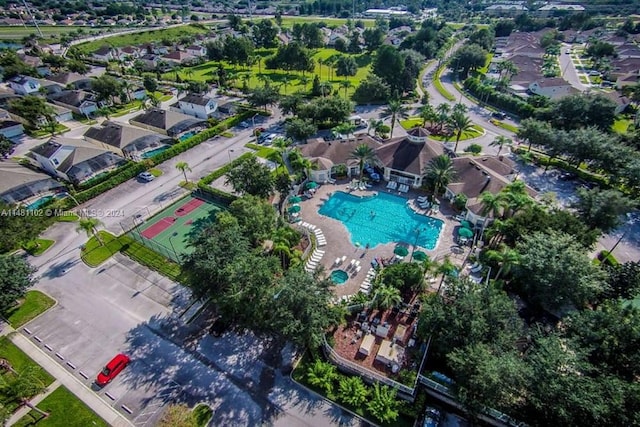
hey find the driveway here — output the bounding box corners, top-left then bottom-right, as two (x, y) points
(559, 43), (588, 92)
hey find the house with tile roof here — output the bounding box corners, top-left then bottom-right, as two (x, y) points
(0, 119), (24, 139)
(28, 137), (126, 184)
(0, 160), (65, 205)
(83, 121), (172, 158)
(528, 77), (577, 99)
(129, 108), (205, 137)
(47, 90), (98, 117)
(8, 75), (41, 95)
(92, 46), (115, 62)
(172, 94), (218, 119)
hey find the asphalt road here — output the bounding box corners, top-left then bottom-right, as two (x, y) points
(559, 43), (588, 92)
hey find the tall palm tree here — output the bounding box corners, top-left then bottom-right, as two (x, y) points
(424, 154), (456, 196)
(175, 161), (192, 183)
(435, 103), (451, 133)
(298, 75), (310, 91)
(76, 217), (103, 245)
(8, 367), (49, 419)
(489, 135), (513, 157)
(383, 99), (408, 139)
(271, 136), (292, 167)
(318, 81), (332, 97)
(501, 180), (533, 217)
(339, 80), (352, 98)
(452, 102), (467, 115)
(449, 112), (475, 153)
(307, 359), (338, 394)
(349, 143), (376, 182)
(479, 191), (505, 219)
(374, 285), (402, 311)
(291, 155), (314, 180)
(484, 244), (520, 280)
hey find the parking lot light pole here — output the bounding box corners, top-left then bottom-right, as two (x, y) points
(228, 149), (234, 163)
(168, 231), (179, 262)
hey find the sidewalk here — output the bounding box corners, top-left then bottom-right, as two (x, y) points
(6, 380), (61, 426)
(6, 328), (133, 427)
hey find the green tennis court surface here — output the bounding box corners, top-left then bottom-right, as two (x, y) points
(131, 195), (222, 261)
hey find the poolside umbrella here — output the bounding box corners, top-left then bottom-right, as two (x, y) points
(394, 246), (409, 257)
(306, 181), (318, 189)
(458, 227), (473, 238)
(288, 205), (301, 214)
(413, 251), (428, 262)
(289, 196), (302, 203)
(460, 220), (473, 230)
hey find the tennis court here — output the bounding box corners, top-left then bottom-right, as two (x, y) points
(130, 195), (222, 261)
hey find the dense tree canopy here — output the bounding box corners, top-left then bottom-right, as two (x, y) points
(224, 155), (274, 198)
(572, 188), (634, 233)
(0, 255), (37, 313)
(265, 42), (314, 73)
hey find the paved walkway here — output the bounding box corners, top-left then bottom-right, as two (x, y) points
(6, 380), (61, 426)
(5, 328), (133, 427)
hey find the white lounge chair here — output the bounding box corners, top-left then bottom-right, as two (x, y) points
(301, 222), (309, 228)
(417, 196), (429, 203)
(335, 258), (342, 266)
(317, 241), (327, 247)
(355, 266), (362, 273)
(311, 255), (323, 262)
(340, 255), (347, 263)
(315, 249), (325, 255)
(306, 260), (318, 268)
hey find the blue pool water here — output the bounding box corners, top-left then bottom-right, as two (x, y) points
(319, 191), (444, 249)
(26, 195), (54, 210)
(141, 145), (170, 159)
(179, 131), (197, 142)
(330, 269), (349, 285)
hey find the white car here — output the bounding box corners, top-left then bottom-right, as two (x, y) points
(138, 172), (155, 182)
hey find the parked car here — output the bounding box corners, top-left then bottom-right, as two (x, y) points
(491, 111), (507, 120)
(138, 171), (155, 182)
(96, 354), (130, 386)
(423, 407), (442, 427)
(559, 171), (577, 181)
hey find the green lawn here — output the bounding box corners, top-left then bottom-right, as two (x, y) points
(75, 24), (210, 54)
(22, 239), (54, 256)
(118, 235), (183, 280)
(613, 118), (631, 134)
(14, 386), (108, 427)
(55, 213), (79, 222)
(29, 124), (70, 139)
(400, 117), (425, 130)
(0, 25), (106, 43)
(80, 231), (123, 267)
(193, 404), (213, 427)
(275, 16), (375, 28)
(429, 124), (484, 142)
(164, 48), (371, 97)
(149, 168), (163, 177)
(3, 291), (55, 328)
(246, 143), (277, 159)
(490, 119), (518, 133)
(0, 337), (54, 387)
(433, 67), (455, 101)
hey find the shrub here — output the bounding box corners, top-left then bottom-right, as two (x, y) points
(598, 250), (619, 267)
(464, 143), (482, 154)
(453, 193), (468, 211)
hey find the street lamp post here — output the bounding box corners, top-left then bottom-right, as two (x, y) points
(228, 149), (234, 163)
(168, 231), (179, 261)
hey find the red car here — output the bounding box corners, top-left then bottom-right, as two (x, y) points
(96, 354), (130, 386)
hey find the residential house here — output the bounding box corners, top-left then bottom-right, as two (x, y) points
(186, 45), (206, 57)
(172, 94), (217, 119)
(40, 103), (73, 125)
(485, 4), (528, 16)
(17, 54), (43, 68)
(297, 135), (381, 183)
(0, 120), (24, 139)
(616, 43), (640, 60)
(528, 77), (577, 99)
(47, 90), (98, 117)
(45, 72), (87, 87)
(129, 108), (205, 137)
(535, 4), (585, 17)
(444, 156), (535, 226)
(28, 137), (126, 184)
(616, 72), (639, 89)
(117, 46), (140, 60)
(600, 91), (631, 114)
(83, 120), (172, 158)
(8, 75), (41, 95)
(137, 54), (161, 71)
(163, 50), (195, 65)
(0, 160), (65, 206)
(92, 46), (114, 62)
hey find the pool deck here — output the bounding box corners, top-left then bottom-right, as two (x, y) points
(298, 180), (470, 298)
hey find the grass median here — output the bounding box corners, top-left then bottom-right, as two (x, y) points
(3, 291), (55, 328)
(80, 231), (123, 267)
(22, 239), (54, 256)
(14, 386), (108, 427)
(433, 67), (456, 102)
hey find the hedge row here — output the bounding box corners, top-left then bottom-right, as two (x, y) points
(199, 152), (253, 185)
(77, 160), (140, 190)
(464, 77), (535, 118)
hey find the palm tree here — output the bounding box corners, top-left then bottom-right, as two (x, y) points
(418, 104), (436, 128)
(333, 122), (356, 139)
(501, 180), (533, 217)
(449, 112), (475, 153)
(435, 256), (457, 294)
(271, 136), (292, 167)
(291, 154), (314, 180)
(298, 75), (310, 91)
(281, 75), (290, 95)
(349, 143), (376, 182)
(484, 244), (520, 280)
(452, 102), (467, 115)
(318, 81), (332, 97)
(435, 103), (451, 133)
(424, 155), (456, 196)
(8, 367), (49, 419)
(339, 80), (352, 98)
(338, 376), (369, 407)
(175, 161), (192, 183)
(383, 99), (408, 139)
(366, 383), (399, 424)
(146, 93), (161, 110)
(489, 135), (513, 157)
(76, 217), (103, 245)
(368, 119), (383, 136)
(374, 285), (402, 311)
(479, 191), (505, 219)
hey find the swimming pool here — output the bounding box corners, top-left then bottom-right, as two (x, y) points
(179, 131), (197, 142)
(141, 145), (170, 159)
(25, 195), (54, 210)
(319, 191), (444, 250)
(330, 269), (349, 284)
